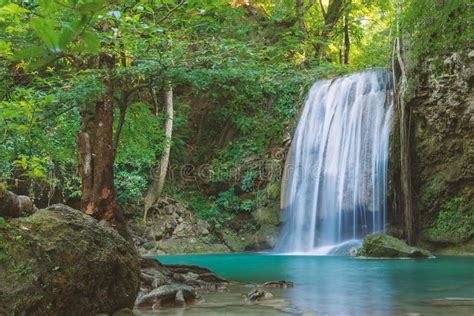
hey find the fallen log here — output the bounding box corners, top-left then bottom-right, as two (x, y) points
(0, 189), (37, 218)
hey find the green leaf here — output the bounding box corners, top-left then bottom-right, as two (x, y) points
(14, 45), (48, 61)
(31, 18), (60, 52)
(78, 31), (100, 53)
(25, 55), (56, 71)
(76, 0), (107, 13)
(0, 40), (11, 57)
(0, 3), (29, 15)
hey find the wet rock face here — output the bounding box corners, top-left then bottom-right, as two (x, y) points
(391, 51), (474, 246)
(357, 234), (432, 258)
(132, 197), (230, 255)
(0, 204), (140, 316)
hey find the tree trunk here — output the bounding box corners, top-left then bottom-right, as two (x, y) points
(113, 98), (128, 155)
(0, 189), (37, 218)
(343, 14), (350, 64)
(395, 0), (415, 244)
(295, 0), (307, 33)
(142, 84), (174, 220)
(77, 72), (130, 240)
(315, 0), (345, 58)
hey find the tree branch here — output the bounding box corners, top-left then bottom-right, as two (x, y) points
(156, 0), (185, 25)
(318, 0), (327, 19)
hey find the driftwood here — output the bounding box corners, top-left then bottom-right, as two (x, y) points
(0, 189), (37, 218)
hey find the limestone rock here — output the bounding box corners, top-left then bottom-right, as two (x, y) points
(357, 234), (433, 258)
(135, 284), (196, 308)
(245, 289), (274, 302)
(132, 197), (230, 255)
(0, 204), (140, 315)
(263, 281), (294, 288)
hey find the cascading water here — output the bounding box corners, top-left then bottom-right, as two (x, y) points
(276, 69), (394, 254)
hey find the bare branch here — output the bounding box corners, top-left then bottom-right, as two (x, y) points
(156, 0), (186, 25)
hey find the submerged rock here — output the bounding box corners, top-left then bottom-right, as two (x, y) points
(357, 234), (433, 258)
(263, 281), (294, 288)
(135, 284), (197, 308)
(327, 240), (362, 256)
(0, 204), (140, 315)
(245, 289), (274, 302)
(136, 258), (230, 309)
(423, 297), (474, 306)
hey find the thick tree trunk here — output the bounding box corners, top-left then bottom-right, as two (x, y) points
(395, 0), (415, 244)
(143, 85), (174, 220)
(0, 189), (37, 218)
(315, 0), (345, 58)
(77, 73), (130, 239)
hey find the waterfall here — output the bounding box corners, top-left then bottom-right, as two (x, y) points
(277, 69), (394, 254)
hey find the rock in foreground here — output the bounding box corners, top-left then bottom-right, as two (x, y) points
(136, 258), (229, 309)
(357, 234), (433, 258)
(0, 204), (140, 315)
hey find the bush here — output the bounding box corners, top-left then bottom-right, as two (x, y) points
(424, 197), (474, 244)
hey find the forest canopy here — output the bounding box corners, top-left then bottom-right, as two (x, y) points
(0, 0), (470, 223)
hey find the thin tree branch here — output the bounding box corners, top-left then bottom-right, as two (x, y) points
(318, 0), (327, 19)
(156, 0), (185, 25)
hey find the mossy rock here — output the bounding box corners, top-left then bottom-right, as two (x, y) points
(357, 234), (433, 258)
(221, 229), (255, 252)
(0, 204), (140, 315)
(153, 238), (230, 255)
(252, 204), (280, 226)
(254, 224), (279, 249)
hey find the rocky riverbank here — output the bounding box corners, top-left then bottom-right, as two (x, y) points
(131, 197), (280, 256)
(0, 201), (292, 315)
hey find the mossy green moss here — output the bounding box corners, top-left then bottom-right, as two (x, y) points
(422, 197), (474, 244)
(358, 234), (432, 258)
(0, 205), (140, 315)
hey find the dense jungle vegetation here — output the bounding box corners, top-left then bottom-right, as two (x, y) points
(0, 0), (470, 232)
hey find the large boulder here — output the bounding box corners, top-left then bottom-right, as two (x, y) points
(357, 234), (433, 258)
(0, 204), (140, 315)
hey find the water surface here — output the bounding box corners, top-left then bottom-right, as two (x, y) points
(146, 254), (474, 315)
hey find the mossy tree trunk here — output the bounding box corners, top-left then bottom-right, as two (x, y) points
(395, 0), (415, 244)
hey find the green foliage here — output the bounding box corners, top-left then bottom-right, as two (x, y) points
(14, 264), (33, 277)
(427, 197), (474, 243)
(115, 170), (148, 206)
(0, 0), (412, 216)
(403, 0), (473, 66)
(0, 217), (5, 225)
(241, 170), (257, 193)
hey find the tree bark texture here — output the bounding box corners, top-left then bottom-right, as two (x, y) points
(143, 85), (174, 220)
(343, 14), (350, 64)
(77, 72), (129, 239)
(395, 0), (415, 244)
(315, 0), (346, 57)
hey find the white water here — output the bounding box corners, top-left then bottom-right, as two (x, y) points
(277, 69), (394, 254)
